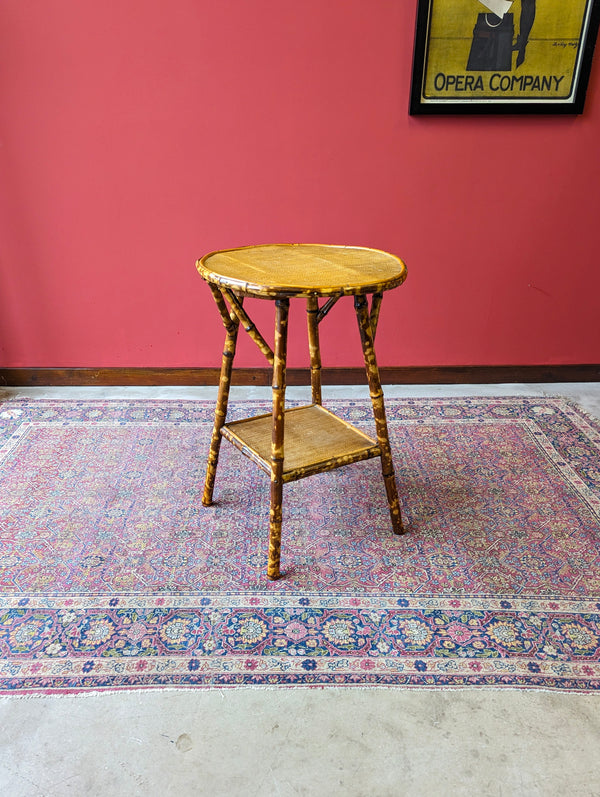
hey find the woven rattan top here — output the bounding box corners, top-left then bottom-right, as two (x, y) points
(196, 244), (407, 298)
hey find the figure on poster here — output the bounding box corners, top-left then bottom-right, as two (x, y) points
(514, 0), (536, 67)
(466, 0), (537, 71)
(466, 12), (514, 71)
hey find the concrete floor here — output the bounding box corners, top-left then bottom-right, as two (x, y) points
(1, 383), (600, 797)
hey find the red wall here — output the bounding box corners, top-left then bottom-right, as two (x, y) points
(1, 0), (599, 369)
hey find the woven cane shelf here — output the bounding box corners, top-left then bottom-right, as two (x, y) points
(221, 404), (380, 483)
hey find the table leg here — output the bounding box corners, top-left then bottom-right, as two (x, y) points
(354, 294), (404, 534)
(306, 295), (322, 405)
(202, 313), (241, 506)
(268, 297), (289, 580)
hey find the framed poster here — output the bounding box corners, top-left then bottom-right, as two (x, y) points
(410, 0), (600, 113)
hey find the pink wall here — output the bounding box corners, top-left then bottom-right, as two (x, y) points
(1, 0), (599, 369)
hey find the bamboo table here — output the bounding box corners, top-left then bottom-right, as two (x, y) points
(196, 243), (408, 580)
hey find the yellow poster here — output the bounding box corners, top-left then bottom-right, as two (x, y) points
(411, 0), (600, 111)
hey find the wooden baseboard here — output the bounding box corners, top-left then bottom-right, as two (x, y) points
(1, 365), (599, 387)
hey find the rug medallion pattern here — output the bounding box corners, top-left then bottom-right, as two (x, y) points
(1, 397), (599, 693)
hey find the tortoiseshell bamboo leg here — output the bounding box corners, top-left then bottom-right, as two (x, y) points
(354, 294), (404, 534)
(202, 310), (241, 506)
(268, 297), (289, 580)
(306, 295), (322, 405)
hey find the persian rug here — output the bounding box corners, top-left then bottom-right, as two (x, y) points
(1, 396), (599, 695)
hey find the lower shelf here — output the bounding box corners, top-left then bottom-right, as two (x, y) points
(221, 404), (380, 482)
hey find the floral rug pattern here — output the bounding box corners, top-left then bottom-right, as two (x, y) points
(0, 397), (599, 693)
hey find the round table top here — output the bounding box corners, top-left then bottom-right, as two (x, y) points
(196, 244), (407, 298)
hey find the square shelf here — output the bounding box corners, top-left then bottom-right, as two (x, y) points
(221, 404), (380, 482)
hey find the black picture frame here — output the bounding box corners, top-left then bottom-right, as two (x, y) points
(410, 0), (600, 114)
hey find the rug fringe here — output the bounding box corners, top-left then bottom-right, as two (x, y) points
(2, 682), (599, 700)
